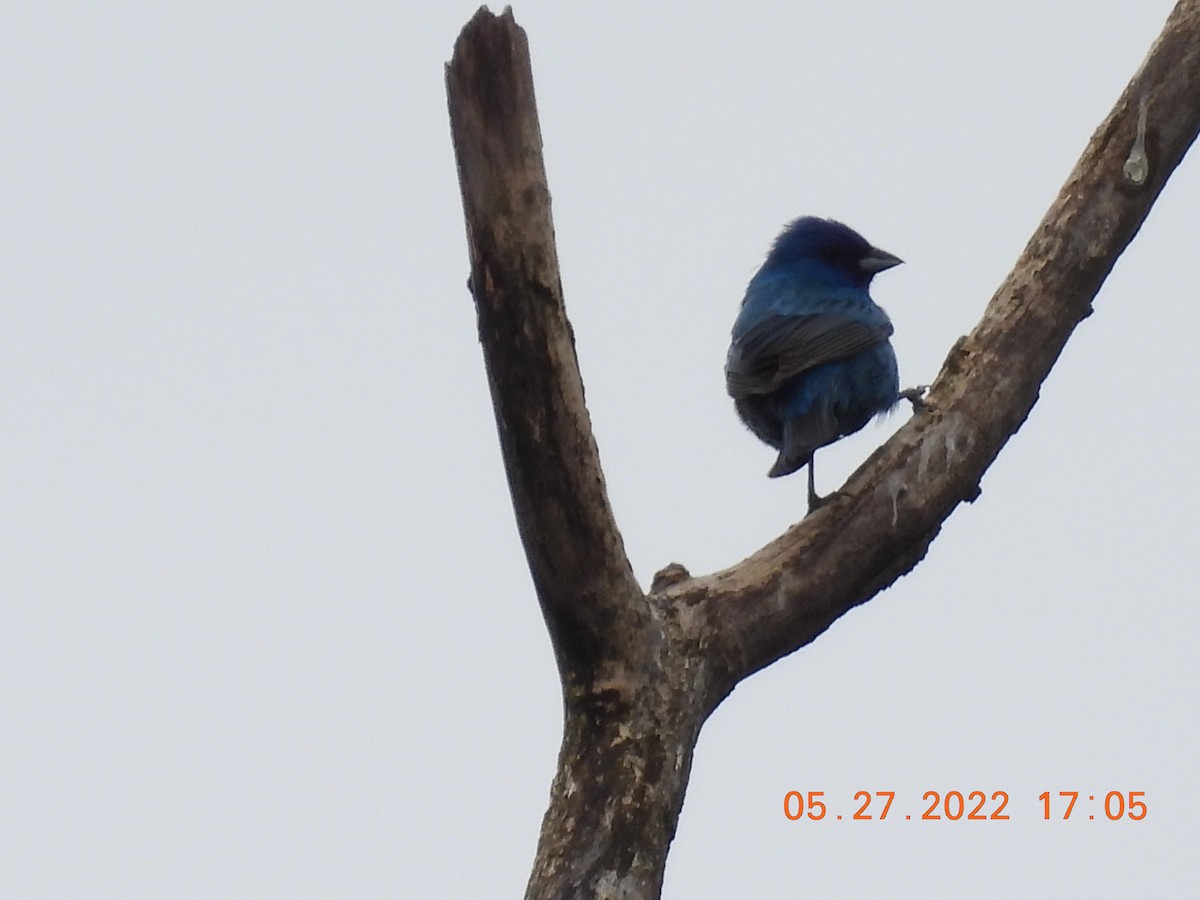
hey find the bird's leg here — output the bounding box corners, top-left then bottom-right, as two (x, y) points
(806, 459), (824, 513)
(899, 385), (930, 413)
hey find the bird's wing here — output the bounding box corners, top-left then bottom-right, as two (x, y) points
(725, 312), (892, 398)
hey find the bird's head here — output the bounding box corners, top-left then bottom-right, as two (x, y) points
(765, 217), (902, 289)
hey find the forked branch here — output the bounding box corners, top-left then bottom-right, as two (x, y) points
(446, 3), (1200, 897)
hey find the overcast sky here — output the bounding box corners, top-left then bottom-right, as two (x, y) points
(3, 1), (1197, 897)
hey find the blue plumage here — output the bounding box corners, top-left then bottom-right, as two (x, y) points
(725, 217), (903, 509)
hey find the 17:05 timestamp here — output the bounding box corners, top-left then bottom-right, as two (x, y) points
(1039, 791), (1147, 820)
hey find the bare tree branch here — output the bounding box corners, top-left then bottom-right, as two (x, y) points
(445, 8), (643, 683)
(446, 2), (1200, 897)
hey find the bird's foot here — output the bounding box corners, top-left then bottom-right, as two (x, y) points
(899, 385), (930, 413)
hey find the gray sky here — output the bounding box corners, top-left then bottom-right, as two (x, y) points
(4, 1), (1197, 897)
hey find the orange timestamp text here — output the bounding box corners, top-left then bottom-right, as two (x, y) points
(783, 790), (1147, 822)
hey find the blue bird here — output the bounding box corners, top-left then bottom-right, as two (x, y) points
(725, 217), (905, 511)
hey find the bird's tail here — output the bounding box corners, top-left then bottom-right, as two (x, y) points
(767, 450), (811, 478)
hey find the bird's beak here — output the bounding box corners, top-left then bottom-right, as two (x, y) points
(859, 247), (903, 275)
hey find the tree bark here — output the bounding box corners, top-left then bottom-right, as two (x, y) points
(445, 4), (1200, 898)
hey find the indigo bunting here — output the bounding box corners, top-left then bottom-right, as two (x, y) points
(725, 217), (904, 511)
